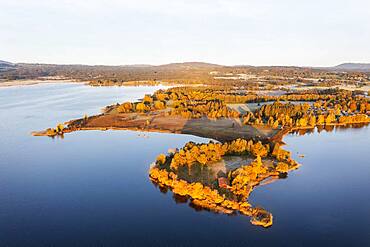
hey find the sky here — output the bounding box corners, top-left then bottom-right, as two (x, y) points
(1, 0), (369, 66)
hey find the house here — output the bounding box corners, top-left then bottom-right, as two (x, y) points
(218, 177), (229, 189)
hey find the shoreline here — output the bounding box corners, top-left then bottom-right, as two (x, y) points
(0, 79), (87, 88)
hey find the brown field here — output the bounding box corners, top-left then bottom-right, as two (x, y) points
(33, 111), (279, 142)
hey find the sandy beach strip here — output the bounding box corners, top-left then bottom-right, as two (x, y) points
(0, 79), (86, 88)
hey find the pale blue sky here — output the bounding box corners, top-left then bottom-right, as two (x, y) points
(1, 0), (369, 66)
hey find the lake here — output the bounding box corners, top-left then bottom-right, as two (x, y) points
(0, 83), (369, 246)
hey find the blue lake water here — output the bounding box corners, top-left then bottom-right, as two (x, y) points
(0, 83), (369, 246)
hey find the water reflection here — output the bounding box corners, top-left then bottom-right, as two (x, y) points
(290, 123), (369, 136)
(152, 180), (240, 216)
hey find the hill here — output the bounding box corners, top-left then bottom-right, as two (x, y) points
(0, 60), (16, 71)
(1, 60), (369, 84)
(157, 62), (223, 69)
(333, 63), (370, 72)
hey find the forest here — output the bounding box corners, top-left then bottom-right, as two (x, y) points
(150, 138), (299, 227)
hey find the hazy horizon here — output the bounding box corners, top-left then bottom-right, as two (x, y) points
(2, 59), (370, 68)
(1, 0), (369, 67)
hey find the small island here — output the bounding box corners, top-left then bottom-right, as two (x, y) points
(149, 138), (299, 227)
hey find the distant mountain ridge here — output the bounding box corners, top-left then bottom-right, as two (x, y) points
(156, 62), (223, 69)
(0, 60), (14, 66)
(2, 59), (370, 81)
(0, 60), (16, 72)
(332, 63), (370, 72)
(2, 59), (369, 71)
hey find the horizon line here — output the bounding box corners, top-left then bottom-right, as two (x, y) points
(2, 59), (370, 68)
